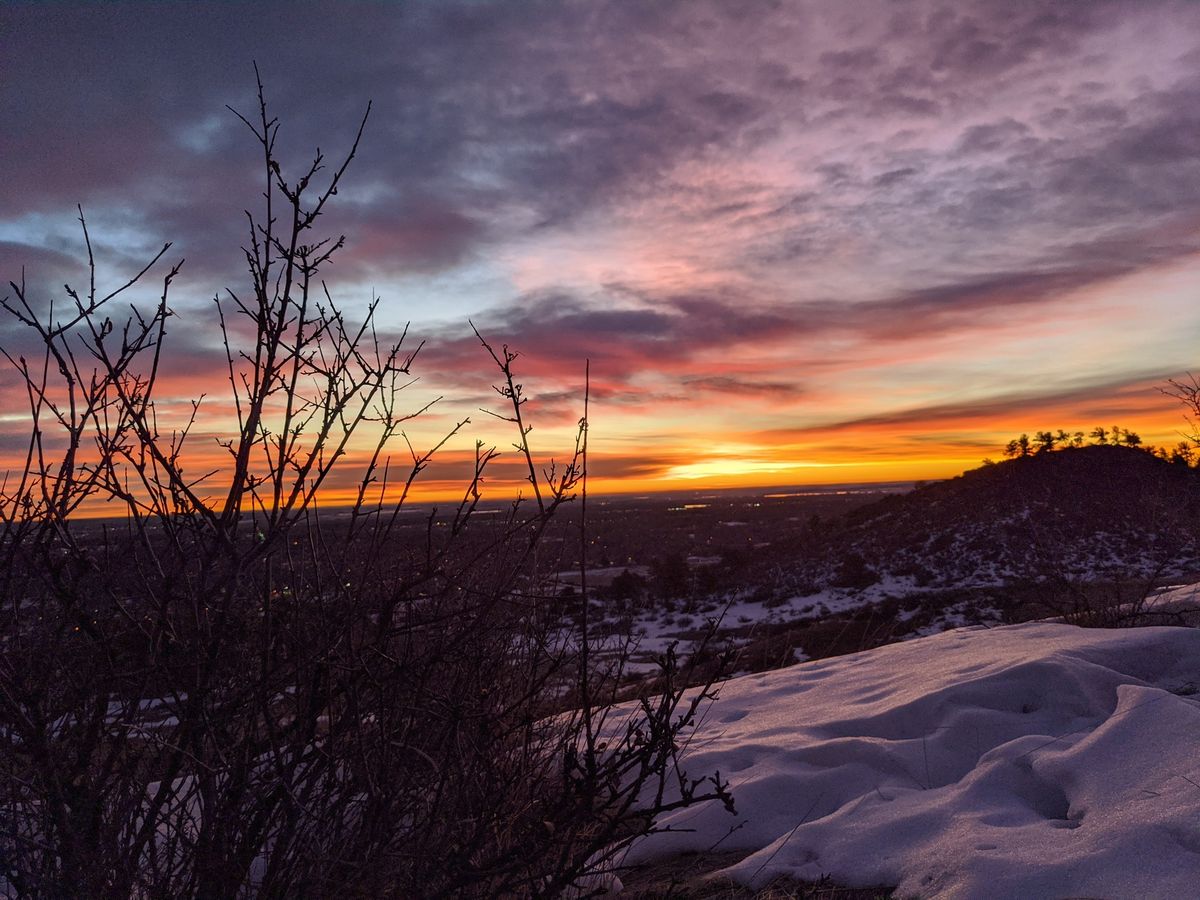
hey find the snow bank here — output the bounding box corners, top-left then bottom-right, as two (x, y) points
(629, 622), (1200, 898)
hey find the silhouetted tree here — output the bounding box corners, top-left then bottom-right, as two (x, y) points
(608, 568), (648, 606)
(1164, 373), (1200, 446)
(832, 551), (878, 589)
(651, 552), (691, 601)
(1171, 442), (1195, 467)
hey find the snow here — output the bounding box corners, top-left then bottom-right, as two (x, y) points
(610, 571), (996, 675)
(626, 620), (1200, 898)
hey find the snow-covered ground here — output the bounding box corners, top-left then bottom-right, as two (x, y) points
(612, 576), (995, 675)
(626, 617), (1200, 898)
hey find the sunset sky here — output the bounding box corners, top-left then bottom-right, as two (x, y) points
(4, 1), (1200, 503)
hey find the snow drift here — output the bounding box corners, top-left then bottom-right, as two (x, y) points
(629, 621), (1200, 898)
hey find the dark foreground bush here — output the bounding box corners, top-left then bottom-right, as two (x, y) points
(0, 77), (731, 898)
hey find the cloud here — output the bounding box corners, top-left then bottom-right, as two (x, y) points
(5, 0), (1200, 491)
(8, 1), (1200, 294)
(680, 376), (805, 400)
(756, 373), (1181, 440)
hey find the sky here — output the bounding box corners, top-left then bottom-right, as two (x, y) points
(3, 0), (1200, 504)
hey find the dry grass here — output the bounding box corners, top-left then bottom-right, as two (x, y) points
(618, 851), (895, 899)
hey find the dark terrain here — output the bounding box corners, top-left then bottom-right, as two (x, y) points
(562, 446), (1200, 676)
(66, 446), (1200, 674)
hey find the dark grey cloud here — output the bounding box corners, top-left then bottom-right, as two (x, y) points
(2, 1), (785, 288)
(7, 1), (1199, 286)
(415, 205), (1199, 397)
(955, 119), (1033, 156)
(681, 376), (805, 399)
(757, 372), (1175, 439)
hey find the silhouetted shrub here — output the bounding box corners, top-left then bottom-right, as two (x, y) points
(0, 77), (732, 898)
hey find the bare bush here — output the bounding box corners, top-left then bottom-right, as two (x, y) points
(0, 75), (732, 898)
(1162, 373), (1200, 447)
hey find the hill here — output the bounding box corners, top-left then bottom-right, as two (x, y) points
(601, 447), (1200, 676)
(816, 445), (1200, 590)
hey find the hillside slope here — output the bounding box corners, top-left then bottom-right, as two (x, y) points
(818, 445), (1200, 587)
